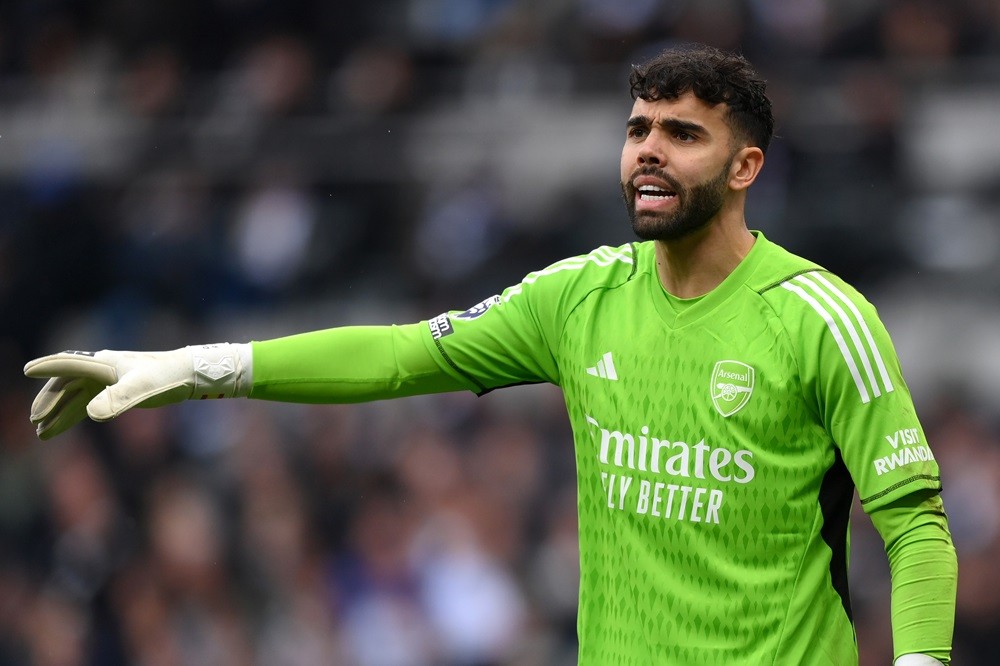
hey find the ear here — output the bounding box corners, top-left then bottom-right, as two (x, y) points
(728, 146), (765, 191)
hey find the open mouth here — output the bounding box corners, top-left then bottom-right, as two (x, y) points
(637, 185), (677, 201)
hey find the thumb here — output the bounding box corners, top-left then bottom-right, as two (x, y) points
(86, 368), (189, 421)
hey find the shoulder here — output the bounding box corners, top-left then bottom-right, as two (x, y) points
(746, 234), (887, 350)
(750, 237), (899, 400)
(746, 235), (827, 295)
(502, 242), (642, 303)
(749, 236), (878, 321)
(437, 243), (642, 358)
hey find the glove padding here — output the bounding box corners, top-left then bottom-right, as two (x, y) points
(24, 344), (251, 440)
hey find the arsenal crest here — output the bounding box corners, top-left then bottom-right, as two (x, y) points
(711, 360), (755, 417)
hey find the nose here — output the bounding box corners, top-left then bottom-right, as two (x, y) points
(635, 132), (666, 167)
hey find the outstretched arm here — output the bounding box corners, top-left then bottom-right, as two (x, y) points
(24, 323), (467, 440)
(250, 324), (468, 402)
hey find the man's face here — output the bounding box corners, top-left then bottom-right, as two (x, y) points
(620, 92), (738, 242)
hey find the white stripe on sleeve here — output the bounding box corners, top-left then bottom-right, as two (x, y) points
(809, 272), (894, 394)
(781, 280), (871, 403)
(793, 274), (881, 398)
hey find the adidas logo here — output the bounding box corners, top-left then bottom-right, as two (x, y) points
(586, 352), (618, 380)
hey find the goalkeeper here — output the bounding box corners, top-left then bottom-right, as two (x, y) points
(25, 45), (956, 665)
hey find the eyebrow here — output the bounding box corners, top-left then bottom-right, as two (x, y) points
(626, 115), (708, 136)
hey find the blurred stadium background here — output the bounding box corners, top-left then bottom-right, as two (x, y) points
(2, 1), (999, 664)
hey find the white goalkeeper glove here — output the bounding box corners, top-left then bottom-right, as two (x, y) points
(24, 344), (253, 440)
(894, 654), (945, 665)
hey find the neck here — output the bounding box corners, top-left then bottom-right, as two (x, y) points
(653, 208), (755, 299)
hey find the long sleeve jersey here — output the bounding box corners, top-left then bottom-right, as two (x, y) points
(251, 231), (956, 664)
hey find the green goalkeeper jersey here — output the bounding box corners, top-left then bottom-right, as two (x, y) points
(416, 231), (941, 665)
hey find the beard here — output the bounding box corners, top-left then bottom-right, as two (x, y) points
(622, 163), (730, 242)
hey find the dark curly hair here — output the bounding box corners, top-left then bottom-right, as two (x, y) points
(629, 45), (774, 154)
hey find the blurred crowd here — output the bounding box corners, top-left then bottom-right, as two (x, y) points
(2, 0), (1000, 664)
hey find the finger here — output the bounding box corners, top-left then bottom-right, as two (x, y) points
(35, 383), (103, 440)
(24, 352), (118, 385)
(30, 376), (76, 424)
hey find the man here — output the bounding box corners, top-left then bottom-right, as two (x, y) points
(25, 45), (956, 664)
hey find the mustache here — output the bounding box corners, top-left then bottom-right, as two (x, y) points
(625, 166), (683, 194)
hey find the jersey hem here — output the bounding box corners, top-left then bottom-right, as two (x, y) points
(859, 475), (942, 508)
(756, 267), (830, 295)
(430, 334), (489, 394)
